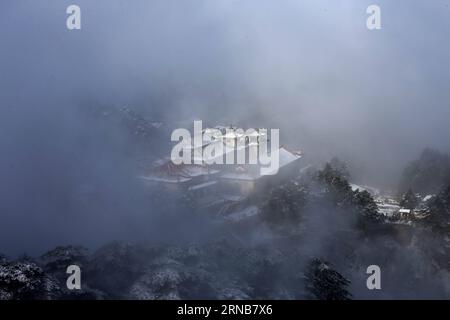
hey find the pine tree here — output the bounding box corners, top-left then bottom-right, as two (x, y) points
(400, 189), (418, 210)
(317, 162), (383, 230)
(304, 258), (351, 300)
(316, 163), (353, 202)
(399, 148), (450, 194)
(329, 157), (351, 180)
(261, 179), (308, 225)
(428, 184), (450, 233)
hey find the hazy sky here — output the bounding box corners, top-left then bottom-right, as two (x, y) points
(1, 0), (450, 254)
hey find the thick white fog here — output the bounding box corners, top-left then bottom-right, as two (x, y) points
(1, 0), (450, 255)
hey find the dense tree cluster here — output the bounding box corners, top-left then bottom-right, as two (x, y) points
(427, 184), (450, 234)
(0, 242), (346, 300)
(316, 162), (381, 225)
(399, 189), (419, 210)
(260, 179), (308, 226)
(329, 157), (351, 180)
(0, 258), (59, 300)
(316, 163), (353, 202)
(260, 160), (382, 232)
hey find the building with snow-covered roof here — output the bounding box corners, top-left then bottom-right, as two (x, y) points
(218, 147), (302, 196)
(139, 124), (305, 208)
